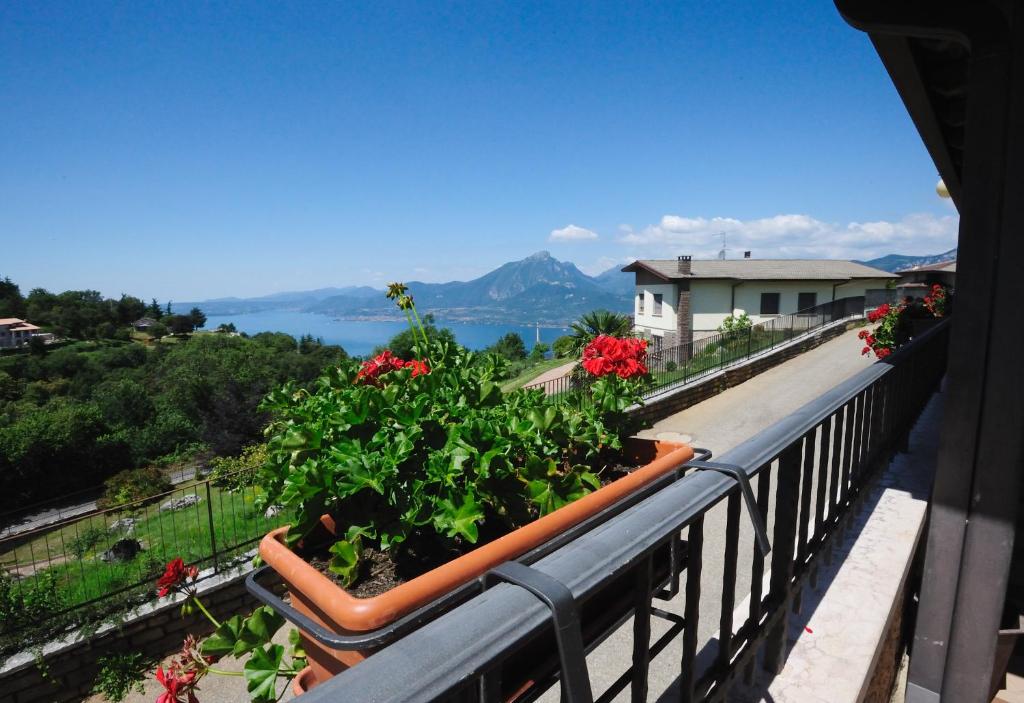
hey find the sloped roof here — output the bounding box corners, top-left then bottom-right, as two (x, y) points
(621, 259), (897, 281)
(0, 318), (26, 326)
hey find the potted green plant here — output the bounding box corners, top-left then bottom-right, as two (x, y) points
(255, 286), (693, 689)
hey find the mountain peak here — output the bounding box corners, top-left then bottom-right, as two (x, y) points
(525, 250), (552, 261)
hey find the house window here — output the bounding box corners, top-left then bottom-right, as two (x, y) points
(637, 293), (645, 315)
(653, 293), (663, 316)
(652, 334), (663, 352)
(797, 292), (817, 311)
(760, 292), (780, 315)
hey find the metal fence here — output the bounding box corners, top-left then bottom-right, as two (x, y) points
(0, 469), (284, 652)
(297, 318), (949, 703)
(524, 296), (867, 400)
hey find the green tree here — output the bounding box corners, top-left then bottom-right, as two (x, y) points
(189, 307), (207, 330)
(148, 321), (169, 338)
(552, 335), (575, 358)
(568, 309), (634, 354)
(27, 336), (47, 357)
(166, 314), (195, 335)
(116, 294), (147, 324)
(216, 322), (237, 333)
(375, 314), (457, 359)
(487, 332), (527, 361)
(529, 342), (550, 361)
(0, 277), (25, 318)
(147, 299), (163, 319)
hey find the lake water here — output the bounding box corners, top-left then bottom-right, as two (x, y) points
(204, 310), (570, 357)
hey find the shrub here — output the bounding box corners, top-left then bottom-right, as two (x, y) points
(717, 313), (752, 342)
(0, 571), (66, 635)
(208, 443), (268, 492)
(68, 525), (108, 559)
(97, 467), (173, 509)
(552, 335), (575, 358)
(92, 653), (149, 702)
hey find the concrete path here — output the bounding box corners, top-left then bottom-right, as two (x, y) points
(522, 360), (576, 389)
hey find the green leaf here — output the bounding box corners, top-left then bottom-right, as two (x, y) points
(579, 471), (601, 491)
(245, 606), (286, 644)
(435, 494), (483, 542)
(244, 644), (285, 703)
(201, 615), (244, 657)
(327, 539), (362, 587)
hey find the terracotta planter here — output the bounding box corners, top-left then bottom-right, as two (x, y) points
(260, 437), (693, 691)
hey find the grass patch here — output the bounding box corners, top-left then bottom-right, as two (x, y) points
(0, 481), (286, 656)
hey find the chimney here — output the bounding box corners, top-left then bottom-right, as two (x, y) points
(677, 255), (692, 275)
(744, 251), (751, 259)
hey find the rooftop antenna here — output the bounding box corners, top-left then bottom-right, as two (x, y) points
(717, 232), (728, 260)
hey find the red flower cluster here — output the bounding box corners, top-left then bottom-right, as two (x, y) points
(155, 666), (199, 703)
(582, 335), (649, 379)
(354, 350), (430, 386)
(866, 303), (891, 323)
(923, 284), (947, 317)
(157, 558), (199, 598)
(858, 325), (893, 359)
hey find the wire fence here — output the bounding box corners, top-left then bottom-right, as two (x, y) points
(523, 296), (868, 400)
(0, 469), (284, 655)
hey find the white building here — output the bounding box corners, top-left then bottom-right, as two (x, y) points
(621, 257), (896, 350)
(0, 318), (42, 348)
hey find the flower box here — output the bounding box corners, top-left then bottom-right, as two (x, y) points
(259, 437), (693, 691)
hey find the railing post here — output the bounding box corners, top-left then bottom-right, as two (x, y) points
(206, 480), (219, 573)
(763, 442), (802, 674)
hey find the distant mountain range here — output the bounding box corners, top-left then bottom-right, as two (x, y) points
(857, 247), (958, 272)
(181, 247), (957, 325)
(181, 252), (633, 325)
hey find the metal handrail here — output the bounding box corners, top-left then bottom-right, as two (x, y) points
(296, 318), (949, 703)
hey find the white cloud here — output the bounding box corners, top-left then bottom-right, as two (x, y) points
(578, 255), (633, 277)
(617, 212), (958, 261)
(550, 224), (599, 241)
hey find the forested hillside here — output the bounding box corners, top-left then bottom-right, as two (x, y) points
(0, 276), (347, 511)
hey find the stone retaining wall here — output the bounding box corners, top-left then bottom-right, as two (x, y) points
(632, 319), (860, 425)
(0, 558), (281, 703)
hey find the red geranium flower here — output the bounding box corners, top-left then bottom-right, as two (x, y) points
(582, 335), (648, 379)
(354, 350), (407, 386)
(155, 666), (199, 703)
(157, 558), (199, 598)
(406, 359), (430, 377)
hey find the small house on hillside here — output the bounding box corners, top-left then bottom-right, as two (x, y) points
(621, 256), (896, 351)
(895, 260), (956, 300)
(133, 317), (159, 331)
(0, 318), (41, 348)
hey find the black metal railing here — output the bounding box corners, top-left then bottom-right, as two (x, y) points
(297, 318), (949, 703)
(523, 296), (866, 400)
(0, 469), (284, 656)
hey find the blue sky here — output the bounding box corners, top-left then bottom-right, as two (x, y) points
(1, 1), (958, 300)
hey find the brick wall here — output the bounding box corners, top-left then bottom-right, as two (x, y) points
(633, 320), (859, 425)
(0, 564), (282, 703)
